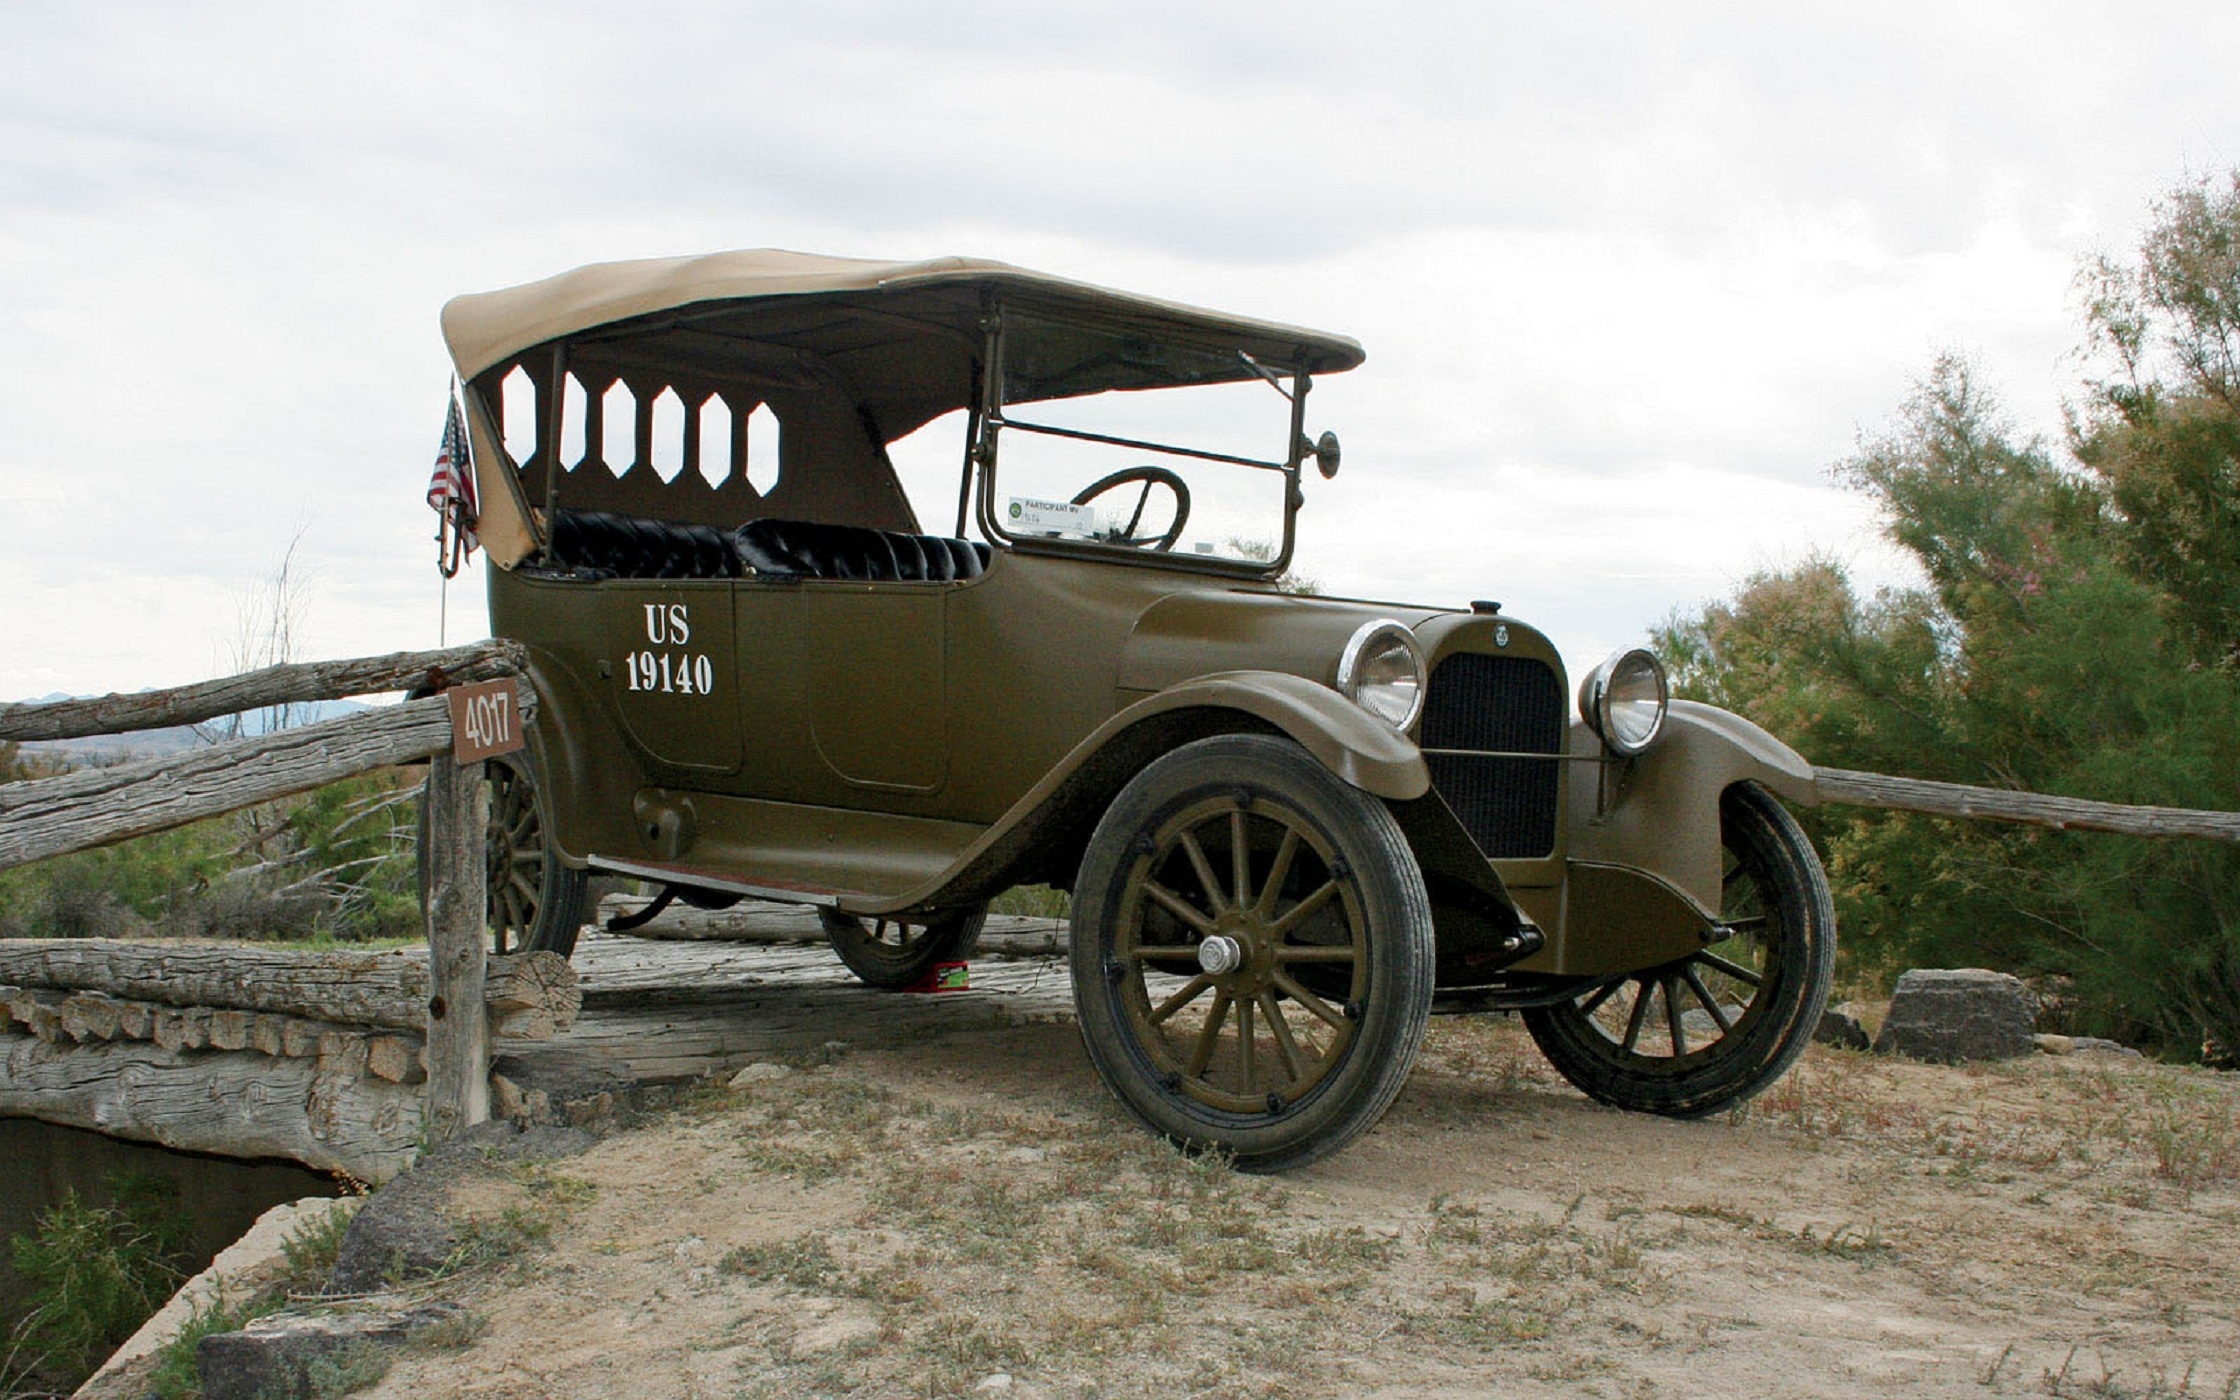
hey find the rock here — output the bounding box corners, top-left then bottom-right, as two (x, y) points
(489, 1046), (641, 1130)
(1814, 1008), (1872, 1051)
(2035, 1033), (2075, 1055)
(327, 1120), (594, 1293)
(730, 1061), (794, 1086)
(2070, 1035), (2144, 1059)
(975, 1375), (1015, 1393)
(1873, 969), (2038, 1062)
(197, 1301), (466, 1400)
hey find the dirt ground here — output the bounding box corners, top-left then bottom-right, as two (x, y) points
(352, 1014), (2240, 1400)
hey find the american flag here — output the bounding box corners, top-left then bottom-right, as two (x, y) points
(428, 392), (478, 574)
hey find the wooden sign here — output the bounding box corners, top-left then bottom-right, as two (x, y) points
(447, 679), (525, 763)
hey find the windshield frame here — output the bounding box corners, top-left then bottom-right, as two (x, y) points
(967, 302), (1314, 579)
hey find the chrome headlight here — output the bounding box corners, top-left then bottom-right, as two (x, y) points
(1579, 648), (1669, 756)
(1336, 619), (1426, 731)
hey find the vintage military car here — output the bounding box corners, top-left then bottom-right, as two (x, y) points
(436, 250), (1835, 1170)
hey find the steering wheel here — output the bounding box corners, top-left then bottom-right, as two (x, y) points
(1070, 466), (1193, 550)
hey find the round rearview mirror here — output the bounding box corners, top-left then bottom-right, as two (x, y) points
(1313, 430), (1341, 479)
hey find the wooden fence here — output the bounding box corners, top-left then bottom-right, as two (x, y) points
(0, 641), (569, 1175)
(5, 642), (2239, 1174)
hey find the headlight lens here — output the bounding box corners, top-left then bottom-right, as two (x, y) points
(1579, 648), (1669, 756)
(1336, 619), (1426, 731)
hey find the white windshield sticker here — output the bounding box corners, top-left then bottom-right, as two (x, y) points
(1006, 496), (1097, 536)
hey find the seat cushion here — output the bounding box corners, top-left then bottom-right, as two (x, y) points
(735, 519), (990, 582)
(548, 510), (740, 580)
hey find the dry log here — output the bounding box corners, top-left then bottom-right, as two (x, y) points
(58, 994), (122, 1042)
(366, 1033), (425, 1085)
(0, 1032), (424, 1182)
(0, 640), (527, 743)
(0, 941), (577, 1036)
(6, 988), (66, 1042)
(316, 1031), (370, 1079)
(209, 1007), (253, 1051)
(423, 757), (491, 1140)
(1814, 768), (2240, 843)
(116, 1000), (153, 1039)
(280, 1018), (332, 1058)
(151, 1007), (211, 1052)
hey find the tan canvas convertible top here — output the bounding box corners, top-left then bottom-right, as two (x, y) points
(442, 251), (1363, 568)
(441, 249), (1364, 384)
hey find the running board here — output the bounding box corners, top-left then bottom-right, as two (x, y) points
(586, 854), (855, 908)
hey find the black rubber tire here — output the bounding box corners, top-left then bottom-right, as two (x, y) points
(417, 751), (589, 959)
(1522, 781), (1835, 1117)
(1070, 734), (1435, 1172)
(819, 906), (988, 989)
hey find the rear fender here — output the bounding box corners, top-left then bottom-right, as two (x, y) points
(518, 650), (642, 868)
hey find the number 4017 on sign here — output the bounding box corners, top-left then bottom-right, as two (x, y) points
(448, 679), (525, 763)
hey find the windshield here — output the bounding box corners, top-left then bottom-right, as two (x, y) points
(978, 315), (1304, 570)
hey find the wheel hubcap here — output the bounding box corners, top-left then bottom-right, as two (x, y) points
(1197, 934), (1245, 975)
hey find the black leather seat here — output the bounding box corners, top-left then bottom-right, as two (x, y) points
(547, 510), (741, 580)
(734, 518), (990, 582)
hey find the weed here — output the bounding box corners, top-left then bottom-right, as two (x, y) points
(144, 1294), (276, 1400)
(1294, 1226), (1396, 1268)
(719, 1236), (842, 1291)
(279, 1201), (359, 1292)
(444, 1206), (551, 1276)
(990, 884), (1072, 918)
(298, 1339), (395, 1397)
(1800, 1220), (1894, 1263)
(2, 1174), (194, 1396)
(509, 1162), (599, 1206)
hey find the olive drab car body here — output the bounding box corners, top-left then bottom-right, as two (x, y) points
(436, 250), (1837, 1169)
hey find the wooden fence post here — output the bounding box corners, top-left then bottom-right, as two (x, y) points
(423, 756), (489, 1142)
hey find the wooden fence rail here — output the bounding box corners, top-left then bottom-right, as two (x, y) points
(1813, 768), (2240, 843)
(0, 640), (542, 1162)
(0, 639), (525, 744)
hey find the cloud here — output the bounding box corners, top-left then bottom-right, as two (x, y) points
(1, 0), (2235, 696)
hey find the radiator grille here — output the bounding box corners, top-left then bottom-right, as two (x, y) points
(1419, 653), (1565, 859)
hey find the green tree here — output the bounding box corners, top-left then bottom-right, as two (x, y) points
(2077, 172), (2240, 666)
(1658, 342), (2240, 1061)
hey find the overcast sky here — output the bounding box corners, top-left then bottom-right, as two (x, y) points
(4, 1), (2236, 698)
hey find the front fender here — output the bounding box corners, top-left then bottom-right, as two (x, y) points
(1569, 699), (1817, 916)
(1118, 671), (1431, 801)
(861, 670), (1428, 915)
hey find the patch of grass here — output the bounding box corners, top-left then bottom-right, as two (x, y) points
(2146, 1081), (2240, 1189)
(989, 884), (1071, 918)
(298, 1338), (395, 1398)
(719, 1236), (842, 1291)
(279, 1201), (359, 1292)
(509, 1162), (599, 1206)
(1801, 1220), (1895, 1263)
(444, 1206), (551, 1276)
(144, 1294), (280, 1400)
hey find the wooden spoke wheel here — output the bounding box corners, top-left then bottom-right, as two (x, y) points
(819, 906), (987, 989)
(1522, 781), (1835, 1117)
(419, 751), (588, 959)
(1072, 735), (1434, 1172)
